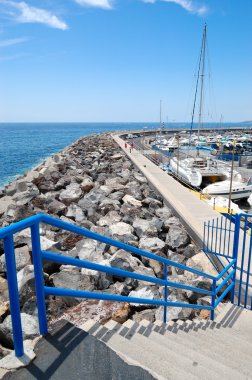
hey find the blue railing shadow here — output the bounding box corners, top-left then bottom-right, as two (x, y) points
(0, 214), (236, 357)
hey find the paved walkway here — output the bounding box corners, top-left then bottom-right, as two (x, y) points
(113, 133), (220, 248)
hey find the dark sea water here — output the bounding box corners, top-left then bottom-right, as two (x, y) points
(0, 122), (250, 189)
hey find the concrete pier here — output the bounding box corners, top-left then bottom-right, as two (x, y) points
(113, 133), (220, 248)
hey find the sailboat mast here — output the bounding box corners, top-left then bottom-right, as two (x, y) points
(198, 23), (207, 138)
(160, 99), (162, 129)
(189, 24), (206, 145)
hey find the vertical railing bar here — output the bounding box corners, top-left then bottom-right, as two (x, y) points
(211, 219), (214, 253)
(238, 216), (248, 306)
(207, 221), (210, 253)
(231, 214), (240, 304)
(227, 214), (232, 258)
(30, 223), (48, 335)
(203, 222), (206, 252)
(219, 216), (223, 256)
(211, 279), (216, 321)
(223, 215), (228, 257)
(244, 223), (252, 308)
(163, 263), (168, 323)
(3, 235), (24, 357)
(215, 218), (219, 253)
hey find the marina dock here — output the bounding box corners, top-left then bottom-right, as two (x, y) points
(113, 133), (252, 301)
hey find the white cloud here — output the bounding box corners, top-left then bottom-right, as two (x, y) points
(74, 0), (113, 9)
(0, 1), (68, 30)
(0, 36), (28, 47)
(143, 0), (208, 16)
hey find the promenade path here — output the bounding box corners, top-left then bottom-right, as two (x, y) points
(113, 134), (220, 248)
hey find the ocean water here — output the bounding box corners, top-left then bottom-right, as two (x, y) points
(0, 122), (250, 189)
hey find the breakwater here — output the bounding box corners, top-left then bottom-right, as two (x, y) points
(0, 132), (215, 359)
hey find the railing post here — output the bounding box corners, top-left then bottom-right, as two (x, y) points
(231, 214), (240, 304)
(3, 235), (24, 357)
(31, 223), (48, 335)
(163, 263), (168, 323)
(211, 279), (216, 321)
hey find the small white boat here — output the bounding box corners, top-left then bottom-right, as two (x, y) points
(202, 177), (252, 200)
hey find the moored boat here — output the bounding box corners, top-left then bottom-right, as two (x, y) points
(202, 177), (252, 200)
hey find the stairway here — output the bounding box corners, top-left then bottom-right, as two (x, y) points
(81, 303), (252, 380)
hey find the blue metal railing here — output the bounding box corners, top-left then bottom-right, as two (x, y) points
(0, 214), (236, 357)
(203, 212), (252, 310)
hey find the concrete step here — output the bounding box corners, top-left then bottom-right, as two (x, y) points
(104, 320), (234, 380)
(133, 320), (244, 380)
(81, 319), (199, 380)
(159, 322), (252, 378)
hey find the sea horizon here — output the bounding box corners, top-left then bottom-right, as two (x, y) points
(1, 121), (252, 190)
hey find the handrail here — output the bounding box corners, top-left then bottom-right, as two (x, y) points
(42, 251), (213, 296)
(0, 214), (236, 357)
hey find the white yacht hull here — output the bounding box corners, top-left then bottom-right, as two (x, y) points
(169, 158), (202, 187)
(203, 180), (252, 200)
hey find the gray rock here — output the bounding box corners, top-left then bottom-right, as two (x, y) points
(155, 294), (193, 322)
(17, 265), (49, 307)
(47, 199), (67, 215)
(142, 197), (162, 208)
(0, 277), (9, 302)
(0, 245), (31, 272)
(109, 249), (141, 273)
(0, 196), (14, 217)
(133, 217), (159, 238)
(164, 216), (182, 231)
(66, 204), (85, 223)
(133, 173), (148, 184)
(109, 282), (130, 296)
(97, 211), (122, 227)
(105, 178), (126, 191)
(74, 238), (106, 262)
(0, 313), (39, 348)
(109, 191), (125, 201)
(59, 183), (82, 204)
(122, 194), (142, 208)
(179, 244), (198, 258)
(109, 222), (136, 243)
(80, 178), (94, 193)
(124, 187), (143, 201)
(99, 198), (121, 214)
(139, 237), (166, 254)
(129, 285), (160, 307)
(81, 259), (113, 290)
(50, 266), (94, 305)
(132, 309), (155, 323)
(78, 188), (107, 210)
(166, 226), (190, 249)
(12, 185), (39, 206)
(155, 207), (173, 221)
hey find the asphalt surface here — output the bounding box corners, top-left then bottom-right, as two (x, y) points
(4, 320), (156, 380)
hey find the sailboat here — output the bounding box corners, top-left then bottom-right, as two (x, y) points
(169, 24), (229, 188)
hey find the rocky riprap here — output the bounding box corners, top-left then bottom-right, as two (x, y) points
(0, 133), (216, 357)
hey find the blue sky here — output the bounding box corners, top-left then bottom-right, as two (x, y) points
(0, 0), (251, 122)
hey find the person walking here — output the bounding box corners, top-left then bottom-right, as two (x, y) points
(125, 142), (128, 149)
(130, 142), (134, 153)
